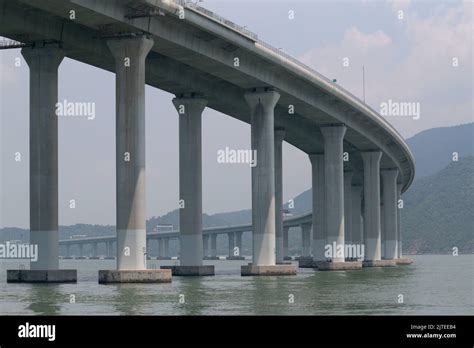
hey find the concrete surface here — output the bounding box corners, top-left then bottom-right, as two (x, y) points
(241, 264), (297, 276)
(7, 270), (77, 283)
(160, 265), (215, 276)
(98, 269), (172, 283)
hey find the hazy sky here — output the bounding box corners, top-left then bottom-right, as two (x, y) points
(0, 0), (472, 228)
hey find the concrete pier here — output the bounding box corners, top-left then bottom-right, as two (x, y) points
(8, 270), (77, 283)
(99, 270), (172, 283)
(315, 261), (363, 271)
(320, 125), (346, 263)
(226, 232), (243, 260)
(210, 234), (218, 259)
(234, 231), (244, 259)
(382, 170), (399, 260)
(163, 238), (170, 259)
(242, 89), (296, 276)
(98, 36), (169, 283)
(361, 151), (383, 267)
(274, 128), (285, 264)
(105, 241), (114, 259)
(301, 223), (312, 257)
(227, 232), (235, 259)
(241, 264), (297, 276)
(158, 238), (165, 259)
(203, 235), (210, 258)
(351, 185), (363, 259)
(163, 96), (213, 276)
(282, 226), (290, 260)
(7, 46), (77, 283)
(381, 202), (385, 259)
(297, 223), (313, 267)
(309, 154), (326, 262)
(92, 243), (98, 258)
(160, 266), (214, 276)
(344, 171), (353, 246)
(397, 183), (403, 259)
(395, 182), (412, 265)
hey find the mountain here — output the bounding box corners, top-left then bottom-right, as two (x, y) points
(406, 123), (473, 178)
(401, 156), (474, 254)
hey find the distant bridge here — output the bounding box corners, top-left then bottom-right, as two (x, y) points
(59, 212), (312, 259)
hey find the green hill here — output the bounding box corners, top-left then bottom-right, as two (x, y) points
(401, 156), (474, 254)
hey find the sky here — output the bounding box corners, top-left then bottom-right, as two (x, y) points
(0, 0), (472, 228)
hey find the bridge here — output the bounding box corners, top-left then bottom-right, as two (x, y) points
(2, 0), (415, 283)
(58, 212), (312, 260)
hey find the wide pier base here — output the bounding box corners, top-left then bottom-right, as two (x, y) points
(226, 256), (245, 260)
(98, 270), (172, 284)
(362, 260), (397, 267)
(396, 258), (414, 265)
(204, 256), (220, 260)
(296, 257), (314, 268)
(314, 261), (362, 271)
(7, 270), (77, 283)
(241, 264), (297, 276)
(160, 265), (215, 276)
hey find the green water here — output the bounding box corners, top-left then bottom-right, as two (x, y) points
(0, 255), (472, 315)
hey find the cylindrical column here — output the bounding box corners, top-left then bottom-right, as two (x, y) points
(22, 46), (64, 270)
(344, 171), (353, 246)
(211, 234), (217, 258)
(172, 96), (207, 266)
(380, 201), (385, 258)
(79, 244), (84, 258)
(158, 238), (165, 259)
(106, 241), (112, 258)
(274, 128), (285, 264)
(309, 154), (326, 261)
(361, 151), (383, 261)
(92, 243), (97, 258)
(283, 226), (289, 260)
(244, 89), (280, 265)
(107, 36), (154, 270)
(66, 245), (70, 258)
(382, 169), (399, 260)
(321, 125), (347, 262)
(351, 185), (363, 247)
(235, 231), (243, 257)
(227, 232), (235, 257)
(203, 234), (210, 258)
(301, 223), (312, 257)
(163, 237), (170, 258)
(153, 238), (160, 257)
(397, 183), (403, 258)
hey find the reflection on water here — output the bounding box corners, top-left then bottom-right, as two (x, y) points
(0, 255), (472, 315)
(27, 284), (62, 315)
(177, 278), (207, 316)
(112, 285), (143, 316)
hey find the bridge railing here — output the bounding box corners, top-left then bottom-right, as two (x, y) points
(174, 0), (409, 148)
(176, 0), (258, 40)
